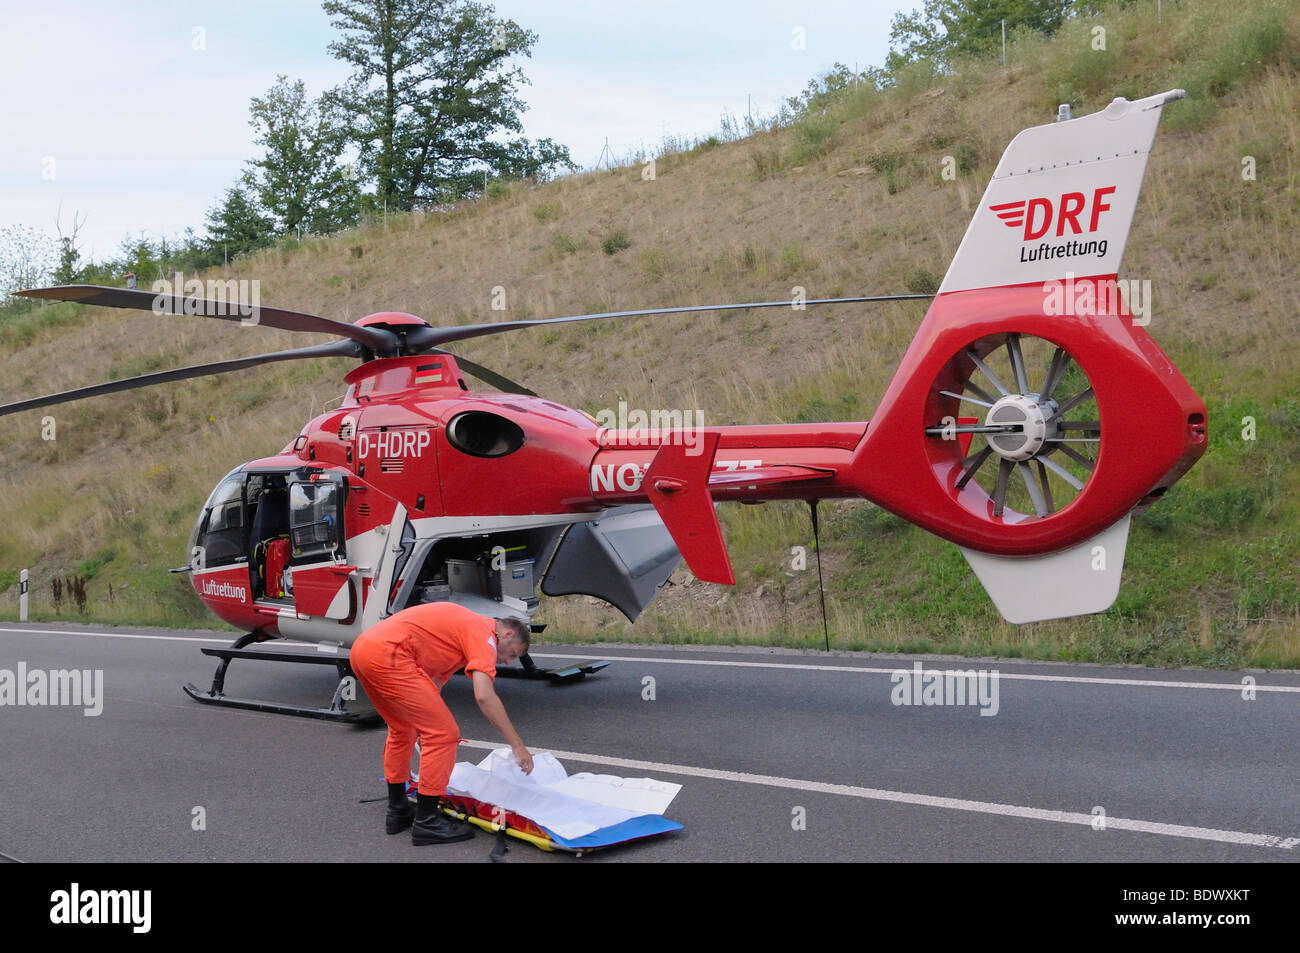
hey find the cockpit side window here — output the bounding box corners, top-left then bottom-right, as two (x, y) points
(197, 475), (246, 568)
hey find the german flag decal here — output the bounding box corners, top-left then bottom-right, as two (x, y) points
(414, 361), (443, 385)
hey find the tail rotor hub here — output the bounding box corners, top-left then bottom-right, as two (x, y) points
(985, 393), (1049, 462)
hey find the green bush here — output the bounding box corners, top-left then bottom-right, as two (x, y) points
(1186, 3), (1292, 99)
(640, 247), (670, 281)
(601, 231), (631, 255)
(954, 140), (980, 175)
(749, 143), (784, 180)
(904, 267), (940, 294)
(890, 57), (941, 101)
(548, 231), (584, 258)
(778, 242), (806, 278)
(867, 150), (914, 194)
(76, 548), (117, 582)
(788, 115), (839, 166)
(1188, 485), (1263, 530)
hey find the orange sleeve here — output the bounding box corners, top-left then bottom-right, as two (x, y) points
(462, 616), (498, 680)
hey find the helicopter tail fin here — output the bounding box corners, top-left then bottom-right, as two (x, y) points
(847, 90), (1204, 625)
(938, 90), (1184, 295)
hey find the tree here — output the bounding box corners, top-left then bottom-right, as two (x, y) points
(246, 75), (359, 235)
(204, 185), (275, 261)
(118, 234), (162, 283)
(0, 225), (56, 298)
(322, 0), (575, 209)
(887, 0), (1077, 72)
(786, 63), (884, 117)
(52, 207), (87, 285)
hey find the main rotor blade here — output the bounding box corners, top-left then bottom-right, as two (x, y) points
(0, 340), (362, 417)
(15, 285), (400, 354)
(405, 293), (933, 349)
(446, 353), (538, 396)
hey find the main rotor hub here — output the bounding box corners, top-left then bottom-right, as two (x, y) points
(985, 394), (1048, 461)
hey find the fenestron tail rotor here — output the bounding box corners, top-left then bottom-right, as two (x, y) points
(928, 333), (1100, 520)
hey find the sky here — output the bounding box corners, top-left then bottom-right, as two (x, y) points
(0, 0), (911, 259)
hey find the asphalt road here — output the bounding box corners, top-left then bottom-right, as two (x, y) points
(1, 622), (1297, 863)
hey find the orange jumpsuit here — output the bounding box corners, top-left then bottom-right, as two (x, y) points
(349, 602), (498, 796)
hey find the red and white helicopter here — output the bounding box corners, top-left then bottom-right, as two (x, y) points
(7, 90), (1205, 720)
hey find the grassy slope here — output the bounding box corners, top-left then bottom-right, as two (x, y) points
(2, 0), (1297, 667)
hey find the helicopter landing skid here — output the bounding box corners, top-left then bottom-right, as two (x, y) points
(182, 633), (381, 724)
(495, 653), (611, 682)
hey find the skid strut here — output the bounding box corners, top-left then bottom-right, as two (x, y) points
(495, 652), (611, 682)
(183, 633), (381, 724)
(491, 621), (610, 681)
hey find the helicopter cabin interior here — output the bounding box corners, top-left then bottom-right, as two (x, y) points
(192, 469), (348, 607)
(193, 467), (684, 624)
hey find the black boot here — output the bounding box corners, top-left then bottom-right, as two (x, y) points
(412, 793), (474, 845)
(385, 781), (415, 835)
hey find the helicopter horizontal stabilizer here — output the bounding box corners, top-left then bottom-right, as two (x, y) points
(643, 432), (735, 585)
(707, 464), (835, 488)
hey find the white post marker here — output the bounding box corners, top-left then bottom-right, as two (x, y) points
(19, 569), (28, 622)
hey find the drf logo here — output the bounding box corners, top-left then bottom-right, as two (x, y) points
(990, 186), (1115, 240)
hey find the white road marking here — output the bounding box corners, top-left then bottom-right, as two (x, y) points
(0, 626), (228, 645)
(2, 629), (1293, 694)
(533, 653), (1300, 693)
(4, 625), (1294, 850)
(458, 738), (1299, 850)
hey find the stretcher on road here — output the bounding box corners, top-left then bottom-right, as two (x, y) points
(412, 748), (683, 855)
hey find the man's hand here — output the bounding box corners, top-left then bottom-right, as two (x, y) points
(473, 670), (532, 773)
(512, 745), (534, 775)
